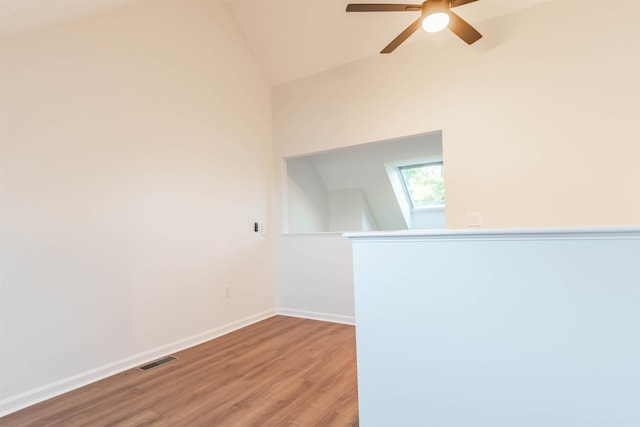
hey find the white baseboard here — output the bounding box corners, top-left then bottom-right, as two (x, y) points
(277, 308), (355, 325)
(0, 309), (276, 417)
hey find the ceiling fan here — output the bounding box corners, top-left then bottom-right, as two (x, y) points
(346, 0), (482, 53)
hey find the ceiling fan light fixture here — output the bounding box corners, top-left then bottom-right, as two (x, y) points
(422, 11), (450, 33)
(345, 0), (482, 53)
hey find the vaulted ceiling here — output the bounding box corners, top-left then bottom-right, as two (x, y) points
(1, 0), (549, 85)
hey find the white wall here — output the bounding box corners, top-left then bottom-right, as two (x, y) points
(0, 0), (275, 414)
(349, 227), (640, 426)
(286, 156), (329, 233)
(411, 208), (446, 229)
(361, 193), (378, 232)
(329, 189), (378, 232)
(276, 233), (355, 324)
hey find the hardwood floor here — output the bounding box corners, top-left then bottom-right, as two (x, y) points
(1, 316), (359, 426)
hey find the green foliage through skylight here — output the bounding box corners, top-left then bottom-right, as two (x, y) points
(399, 162), (445, 209)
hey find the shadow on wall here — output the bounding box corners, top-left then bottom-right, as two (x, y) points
(284, 130), (445, 233)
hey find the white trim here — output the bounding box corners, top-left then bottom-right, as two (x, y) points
(0, 309), (277, 417)
(412, 206), (445, 212)
(279, 231), (346, 237)
(384, 161), (411, 228)
(345, 225), (640, 241)
(277, 308), (355, 325)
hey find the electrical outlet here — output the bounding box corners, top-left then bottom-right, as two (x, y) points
(466, 212), (482, 227)
(224, 285), (231, 299)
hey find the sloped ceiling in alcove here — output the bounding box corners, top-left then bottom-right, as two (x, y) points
(310, 132), (443, 230)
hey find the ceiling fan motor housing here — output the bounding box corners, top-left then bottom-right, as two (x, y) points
(422, 0), (450, 18)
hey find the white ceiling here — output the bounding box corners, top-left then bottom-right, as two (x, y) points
(225, 0), (548, 85)
(0, 0), (134, 37)
(0, 0), (548, 85)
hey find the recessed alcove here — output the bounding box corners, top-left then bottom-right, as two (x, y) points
(284, 131), (445, 233)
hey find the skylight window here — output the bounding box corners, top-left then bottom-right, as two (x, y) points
(399, 162), (445, 209)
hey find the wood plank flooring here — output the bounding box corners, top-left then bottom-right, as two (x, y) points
(1, 316), (359, 426)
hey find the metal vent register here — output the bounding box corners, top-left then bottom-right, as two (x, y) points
(137, 356), (177, 371)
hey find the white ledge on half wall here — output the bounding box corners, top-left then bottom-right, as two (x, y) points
(345, 225), (640, 240)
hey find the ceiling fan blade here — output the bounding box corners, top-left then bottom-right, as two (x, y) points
(450, 0), (479, 8)
(381, 17), (422, 53)
(346, 4), (421, 12)
(448, 11), (482, 45)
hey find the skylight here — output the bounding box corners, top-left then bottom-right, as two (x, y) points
(399, 162), (445, 209)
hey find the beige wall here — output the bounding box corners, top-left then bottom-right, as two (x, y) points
(1, 0), (275, 410)
(273, 1), (640, 229)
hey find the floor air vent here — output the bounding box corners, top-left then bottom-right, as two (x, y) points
(137, 356), (177, 372)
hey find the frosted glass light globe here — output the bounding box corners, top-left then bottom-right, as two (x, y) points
(422, 12), (450, 33)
